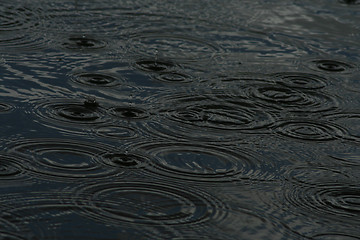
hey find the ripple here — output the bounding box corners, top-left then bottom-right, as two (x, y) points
(0, 155), (27, 182)
(32, 98), (110, 134)
(274, 120), (348, 141)
(72, 181), (228, 226)
(0, 5), (50, 52)
(138, 142), (278, 182)
(155, 72), (194, 83)
(308, 59), (356, 74)
(135, 59), (176, 72)
(145, 93), (275, 141)
(128, 33), (221, 62)
(0, 103), (14, 113)
(0, 5), (40, 31)
(0, 211), (40, 240)
(7, 138), (123, 181)
(270, 72), (328, 90)
(101, 152), (149, 168)
(109, 106), (150, 120)
(283, 167), (360, 225)
(70, 72), (121, 87)
(62, 35), (107, 50)
(94, 124), (138, 140)
(248, 84), (339, 114)
(325, 112), (360, 141)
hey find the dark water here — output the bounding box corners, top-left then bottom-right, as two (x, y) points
(0, 0), (359, 239)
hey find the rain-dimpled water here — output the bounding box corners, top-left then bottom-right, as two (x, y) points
(0, 0), (359, 239)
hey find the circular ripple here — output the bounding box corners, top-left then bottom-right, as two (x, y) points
(128, 33), (221, 62)
(0, 5), (49, 52)
(94, 125), (138, 140)
(138, 142), (278, 182)
(274, 120), (348, 141)
(135, 59), (176, 72)
(270, 72), (328, 90)
(308, 59), (356, 74)
(248, 84), (339, 114)
(71, 72), (120, 87)
(8, 139), (123, 181)
(101, 152), (149, 168)
(155, 72), (193, 83)
(32, 99), (110, 133)
(283, 167), (360, 225)
(0, 5), (40, 31)
(147, 93), (275, 141)
(72, 181), (227, 226)
(110, 106), (149, 120)
(62, 35), (107, 50)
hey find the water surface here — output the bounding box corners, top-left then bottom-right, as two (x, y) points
(0, 0), (359, 239)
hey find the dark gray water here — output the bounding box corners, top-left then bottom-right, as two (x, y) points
(0, 0), (359, 239)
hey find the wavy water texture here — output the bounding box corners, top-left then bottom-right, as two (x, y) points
(0, 0), (359, 239)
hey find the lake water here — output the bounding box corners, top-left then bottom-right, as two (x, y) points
(0, 0), (359, 239)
